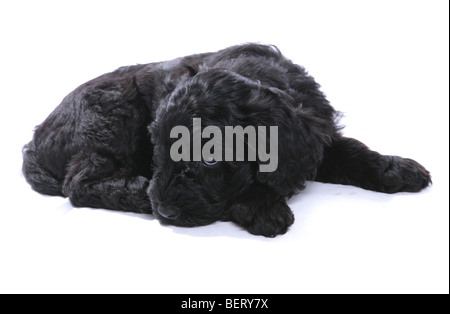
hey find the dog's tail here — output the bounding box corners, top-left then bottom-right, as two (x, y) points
(22, 142), (64, 196)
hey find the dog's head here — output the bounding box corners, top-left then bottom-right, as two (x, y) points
(148, 69), (329, 236)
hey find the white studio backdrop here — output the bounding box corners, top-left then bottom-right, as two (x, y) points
(0, 0), (448, 293)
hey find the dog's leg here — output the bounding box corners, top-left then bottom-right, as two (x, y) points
(22, 143), (64, 196)
(315, 136), (431, 193)
(62, 151), (152, 213)
(228, 184), (294, 237)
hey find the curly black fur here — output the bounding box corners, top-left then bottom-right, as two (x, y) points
(22, 44), (431, 237)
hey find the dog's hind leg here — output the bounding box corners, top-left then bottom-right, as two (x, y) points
(62, 151), (152, 214)
(315, 136), (431, 193)
(22, 143), (64, 196)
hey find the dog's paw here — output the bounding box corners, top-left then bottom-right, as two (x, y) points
(229, 186), (295, 237)
(381, 156), (432, 193)
(245, 201), (295, 237)
(123, 176), (153, 214)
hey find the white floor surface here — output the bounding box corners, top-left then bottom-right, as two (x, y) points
(0, 0), (448, 293)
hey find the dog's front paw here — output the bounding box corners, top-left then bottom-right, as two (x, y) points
(381, 156), (432, 193)
(229, 185), (295, 237)
(246, 201), (295, 237)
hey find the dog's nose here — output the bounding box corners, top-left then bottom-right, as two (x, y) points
(158, 206), (180, 220)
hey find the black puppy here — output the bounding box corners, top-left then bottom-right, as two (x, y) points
(23, 44), (431, 237)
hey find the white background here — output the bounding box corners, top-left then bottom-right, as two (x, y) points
(0, 0), (448, 293)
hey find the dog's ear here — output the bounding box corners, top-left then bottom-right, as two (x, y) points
(240, 86), (332, 197)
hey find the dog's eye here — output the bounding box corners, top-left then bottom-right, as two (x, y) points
(202, 156), (219, 166)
